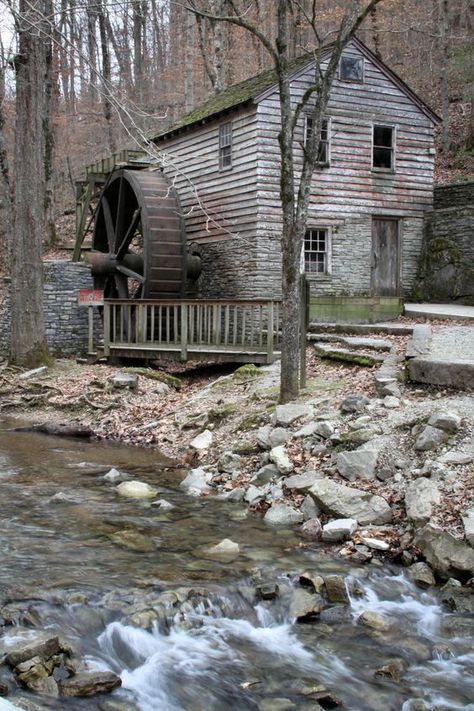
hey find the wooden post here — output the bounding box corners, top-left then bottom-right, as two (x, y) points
(267, 301), (274, 363)
(181, 303), (188, 361)
(73, 181), (93, 262)
(87, 305), (94, 354)
(103, 302), (110, 356)
(299, 275), (309, 389)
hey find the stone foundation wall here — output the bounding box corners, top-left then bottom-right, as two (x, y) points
(0, 261), (102, 357)
(416, 182), (474, 304)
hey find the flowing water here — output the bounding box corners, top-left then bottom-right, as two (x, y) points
(0, 419), (473, 711)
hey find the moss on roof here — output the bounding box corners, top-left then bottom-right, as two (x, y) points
(153, 53), (316, 141)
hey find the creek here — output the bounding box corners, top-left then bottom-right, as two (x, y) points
(0, 420), (473, 710)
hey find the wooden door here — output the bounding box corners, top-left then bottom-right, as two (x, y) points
(371, 218), (400, 296)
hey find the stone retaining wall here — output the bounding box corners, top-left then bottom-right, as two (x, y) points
(416, 182), (474, 304)
(0, 261), (102, 357)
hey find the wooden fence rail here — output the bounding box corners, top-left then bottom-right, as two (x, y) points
(102, 299), (281, 363)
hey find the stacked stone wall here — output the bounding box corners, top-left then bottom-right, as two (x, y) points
(0, 261), (102, 357)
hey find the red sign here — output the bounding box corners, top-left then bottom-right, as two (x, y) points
(78, 289), (104, 306)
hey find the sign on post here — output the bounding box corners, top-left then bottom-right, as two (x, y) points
(78, 290), (104, 354)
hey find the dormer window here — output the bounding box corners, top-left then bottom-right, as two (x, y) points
(219, 122), (232, 170)
(340, 55), (364, 82)
(305, 116), (330, 165)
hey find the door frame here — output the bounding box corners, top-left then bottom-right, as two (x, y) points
(371, 216), (402, 297)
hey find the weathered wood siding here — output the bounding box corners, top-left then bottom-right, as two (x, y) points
(154, 106), (261, 299)
(256, 40), (436, 299)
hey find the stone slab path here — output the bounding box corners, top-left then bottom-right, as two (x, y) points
(405, 303), (474, 321)
(408, 325), (474, 389)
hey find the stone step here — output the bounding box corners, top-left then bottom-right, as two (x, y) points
(313, 343), (386, 367)
(407, 325), (474, 390)
(308, 322), (414, 336)
(308, 333), (392, 352)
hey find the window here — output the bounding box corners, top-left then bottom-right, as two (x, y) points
(219, 122), (232, 169)
(373, 125), (395, 170)
(304, 228), (331, 275)
(305, 116), (330, 164)
(340, 55), (364, 82)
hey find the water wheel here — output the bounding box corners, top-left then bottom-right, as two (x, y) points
(89, 169), (187, 299)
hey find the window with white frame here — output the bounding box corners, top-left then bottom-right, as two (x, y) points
(372, 124), (395, 170)
(340, 55), (364, 82)
(219, 122), (232, 169)
(304, 116), (330, 164)
(304, 228), (331, 275)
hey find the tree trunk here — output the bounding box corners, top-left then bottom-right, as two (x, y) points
(98, 1), (116, 153)
(439, 0), (450, 152)
(10, 0), (50, 366)
(43, 0), (57, 248)
(0, 52), (13, 270)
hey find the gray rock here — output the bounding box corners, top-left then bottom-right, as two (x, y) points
(150, 498), (175, 511)
(111, 372), (137, 390)
(341, 428), (381, 445)
(357, 610), (391, 631)
(116, 480), (158, 499)
(220, 487), (245, 502)
(189, 429), (213, 450)
(207, 539), (240, 561)
(5, 636), (61, 667)
(439, 582), (474, 614)
(103, 467), (128, 483)
(462, 509), (474, 547)
(59, 671), (121, 697)
(153, 382), (170, 396)
(18, 366), (48, 380)
(251, 464), (279, 486)
(293, 422), (320, 438)
(217, 451), (241, 474)
(179, 468), (212, 496)
(340, 394), (370, 414)
(437, 450), (473, 465)
(383, 396), (400, 409)
(256, 425), (272, 450)
(313, 421), (335, 439)
(414, 425), (450, 451)
(282, 469), (322, 492)
(108, 530), (154, 552)
(322, 518), (357, 542)
(309, 479), (392, 525)
(428, 411), (461, 433)
(405, 479), (441, 527)
(336, 448), (379, 481)
(359, 536), (390, 551)
(324, 575), (349, 604)
(350, 415), (372, 430)
(407, 562), (436, 588)
(244, 485), (267, 506)
(375, 376), (401, 398)
(414, 522), (474, 576)
(301, 495), (320, 520)
(268, 427), (291, 449)
(273, 403), (312, 427)
(264, 504), (303, 526)
(300, 518), (322, 541)
(269, 446), (293, 475)
(289, 588), (324, 620)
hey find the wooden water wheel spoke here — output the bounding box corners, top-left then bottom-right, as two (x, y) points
(116, 208), (141, 261)
(114, 177), (126, 248)
(102, 196), (116, 252)
(114, 273), (129, 299)
(116, 264), (145, 283)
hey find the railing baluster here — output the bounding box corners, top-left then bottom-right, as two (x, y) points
(150, 305), (155, 343)
(166, 307), (170, 344)
(242, 307), (246, 347)
(224, 306), (229, 346)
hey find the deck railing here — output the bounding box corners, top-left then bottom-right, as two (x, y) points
(102, 299), (281, 362)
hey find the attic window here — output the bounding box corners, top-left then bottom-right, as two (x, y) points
(219, 122), (232, 170)
(373, 125), (395, 170)
(305, 117), (330, 164)
(340, 55), (364, 82)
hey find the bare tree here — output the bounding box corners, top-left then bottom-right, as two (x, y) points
(185, 0), (385, 402)
(10, 0), (51, 365)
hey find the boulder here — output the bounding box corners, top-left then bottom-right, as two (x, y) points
(217, 451), (241, 475)
(111, 372), (137, 390)
(324, 575), (349, 604)
(116, 481), (158, 499)
(414, 523), (474, 576)
(220, 487), (245, 503)
(59, 671), (121, 697)
(322, 518), (357, 542)
(179, 468), (212, 496)
(301, 494), (320, 520)
(273, 403), (312, 427)
(428, 411), (461, 433)
(437, 451), (473, 465)
(264, 504), (303, 526)
(251, 464), (279, 486)
(5, 636), (61, 668)
(269, 446), (293, 475)
(289, 589), (324, 620)
(293, 422), (320, 438)
(336, 448), (379, 481)
(27, 677), (59, 697)
(268, 427), (291, 449)
(357, 610), (391, 631)
(339, 394), (369, 414)
(405, 479), (440, 527)
(300, 518), (322, 541)
(256, 425), (272, 450)
(189, 429), (213, 450)
(313, 421), (335, 439)
(207, 539), (240, 562)
(462, 509), (474, 547)
(244, 485), (267, 506)
(282, 469), (322, 492)
(407, 562), (436, 589)
(309, 479), (392, 525)
(414, 426), (450, 451)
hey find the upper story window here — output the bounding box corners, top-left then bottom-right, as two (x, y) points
(304, 116), (330, 165)
(373, 124), (395, 170)
(304, 228), (331, 275)
(340, 55), (364, 82)
(219, 122), (232, 170)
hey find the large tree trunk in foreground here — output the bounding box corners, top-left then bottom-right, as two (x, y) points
(10, 0), (50, 366)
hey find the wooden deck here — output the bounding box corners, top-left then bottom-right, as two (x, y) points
(102, 299), (281, 364)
